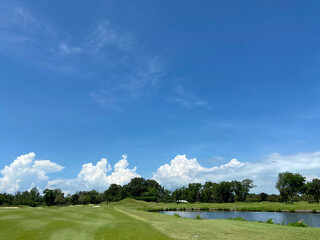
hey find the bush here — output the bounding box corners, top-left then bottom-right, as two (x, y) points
(266, 218), (274, 224)
(173, 213), (181, 217)
(195, 213), (203, 220)
(288, 220), (308, 227)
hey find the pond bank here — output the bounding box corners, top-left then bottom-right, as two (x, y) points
(159, 210), (320, 227)
(148, 207), (320, 213)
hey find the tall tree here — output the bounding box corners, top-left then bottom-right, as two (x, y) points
(104, 184), (123, 202)
(305, 178), (320, 204)
(276, 172), (305, 204)
(214, 181), (234, 203)
(201, 182), (218, 203)
(186, 183), (202, 203)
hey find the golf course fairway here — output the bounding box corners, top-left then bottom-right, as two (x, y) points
(1, 199), (320, 240)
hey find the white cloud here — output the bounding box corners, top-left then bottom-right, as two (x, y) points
(59, 43), (82, 55)
(152, 155), (244, 190)
(33, 160), (64, 173)
(90, 56), (164, 110)
(0, 153), (64, 194)
(0, 3), (167, 111)
(0, 153), (140, 194)
(3, 151), (320, 195)
(153, 152), (320, 194)
(167, 86), (210, 109)
(47, 155), (140, 193)
(84, 20), (134, 55)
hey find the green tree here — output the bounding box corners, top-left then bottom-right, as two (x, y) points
(54, 194), (66, 205)
(305, 179), (320, 204)
(183, 183), (202, 203)
(43, 189), (55, 206)
(245, 193), (261, 202)
(126, 178), (148, 197)
(70, 192), (79, 205)
(214, 181), (234, 203)
(29, 187), (42, 206)
(43, 189), (64, 206)
(104, 184), (123, 202)
(201, 182), (218, 203)
(231, 180), (255, 202)
(161, 189), (172, 203)
(259, 192), (268, 201)
(276, 172), (305, 204)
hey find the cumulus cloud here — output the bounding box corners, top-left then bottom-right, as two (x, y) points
(48, 155), (140, 193)
(153, 152), (320, 194)
(0, 153), (64, 194)
(0, 153), (140, 194)
(2, 151), (320, 194)
(152, 155), (244, 190)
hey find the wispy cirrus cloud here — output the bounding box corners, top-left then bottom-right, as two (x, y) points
(89, 55), (164, 111)
(58, 43), (82, 55)
(167, 86), (210, 109)
(0, 4), (51, 54)
(84, 20), (135, 56)
(0, 2), (209, 111)
(0, 3), (87, 76)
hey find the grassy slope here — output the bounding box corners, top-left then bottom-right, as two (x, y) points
(0, 200), (320, 240)
(135, 201), (320, 212)
(113, 199), (320, 240)
(0, 205), (171, 240)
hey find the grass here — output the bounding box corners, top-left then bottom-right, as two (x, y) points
(0, 199), (320, 239)
(0, 204), (171, 240)
(142, 200), (320, 212)
(114, 199), (320, 240)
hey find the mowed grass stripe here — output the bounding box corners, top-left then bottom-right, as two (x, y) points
(1, 200), (320, 240)
(112, 199), (320, 240)
(0, 205), (172, 240)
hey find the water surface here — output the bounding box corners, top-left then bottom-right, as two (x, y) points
(159, 211), (320, 227)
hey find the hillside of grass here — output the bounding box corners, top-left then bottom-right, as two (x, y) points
(113, 199), (320, 240)
(0, 199), (320, 240)
(0, 203), (171, 240)
(125, 200), (320, 212)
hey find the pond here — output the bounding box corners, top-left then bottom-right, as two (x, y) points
(159, 211), (320, 227)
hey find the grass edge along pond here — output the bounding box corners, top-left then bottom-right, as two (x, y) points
(142, 200), (320, 213)
(0, 199), (319, 240)
(113, 199), (320, 240)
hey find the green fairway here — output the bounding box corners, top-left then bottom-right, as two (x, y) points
(0, 204), (171, 240)
(1, 200), (320, 240)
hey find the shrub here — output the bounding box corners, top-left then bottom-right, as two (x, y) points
(288, 220), (308, 227)
(266, 218), (274, 224)
(173, 213), (181, 217)
(195, 213), (203, 220)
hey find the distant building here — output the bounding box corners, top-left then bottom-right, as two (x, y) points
(177, 200), (188, 203)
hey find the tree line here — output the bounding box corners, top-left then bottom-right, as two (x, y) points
(275, 172), (320, 204)
(0, 172), (319, 206)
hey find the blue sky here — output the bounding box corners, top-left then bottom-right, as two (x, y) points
(1, 1), (320, 194)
